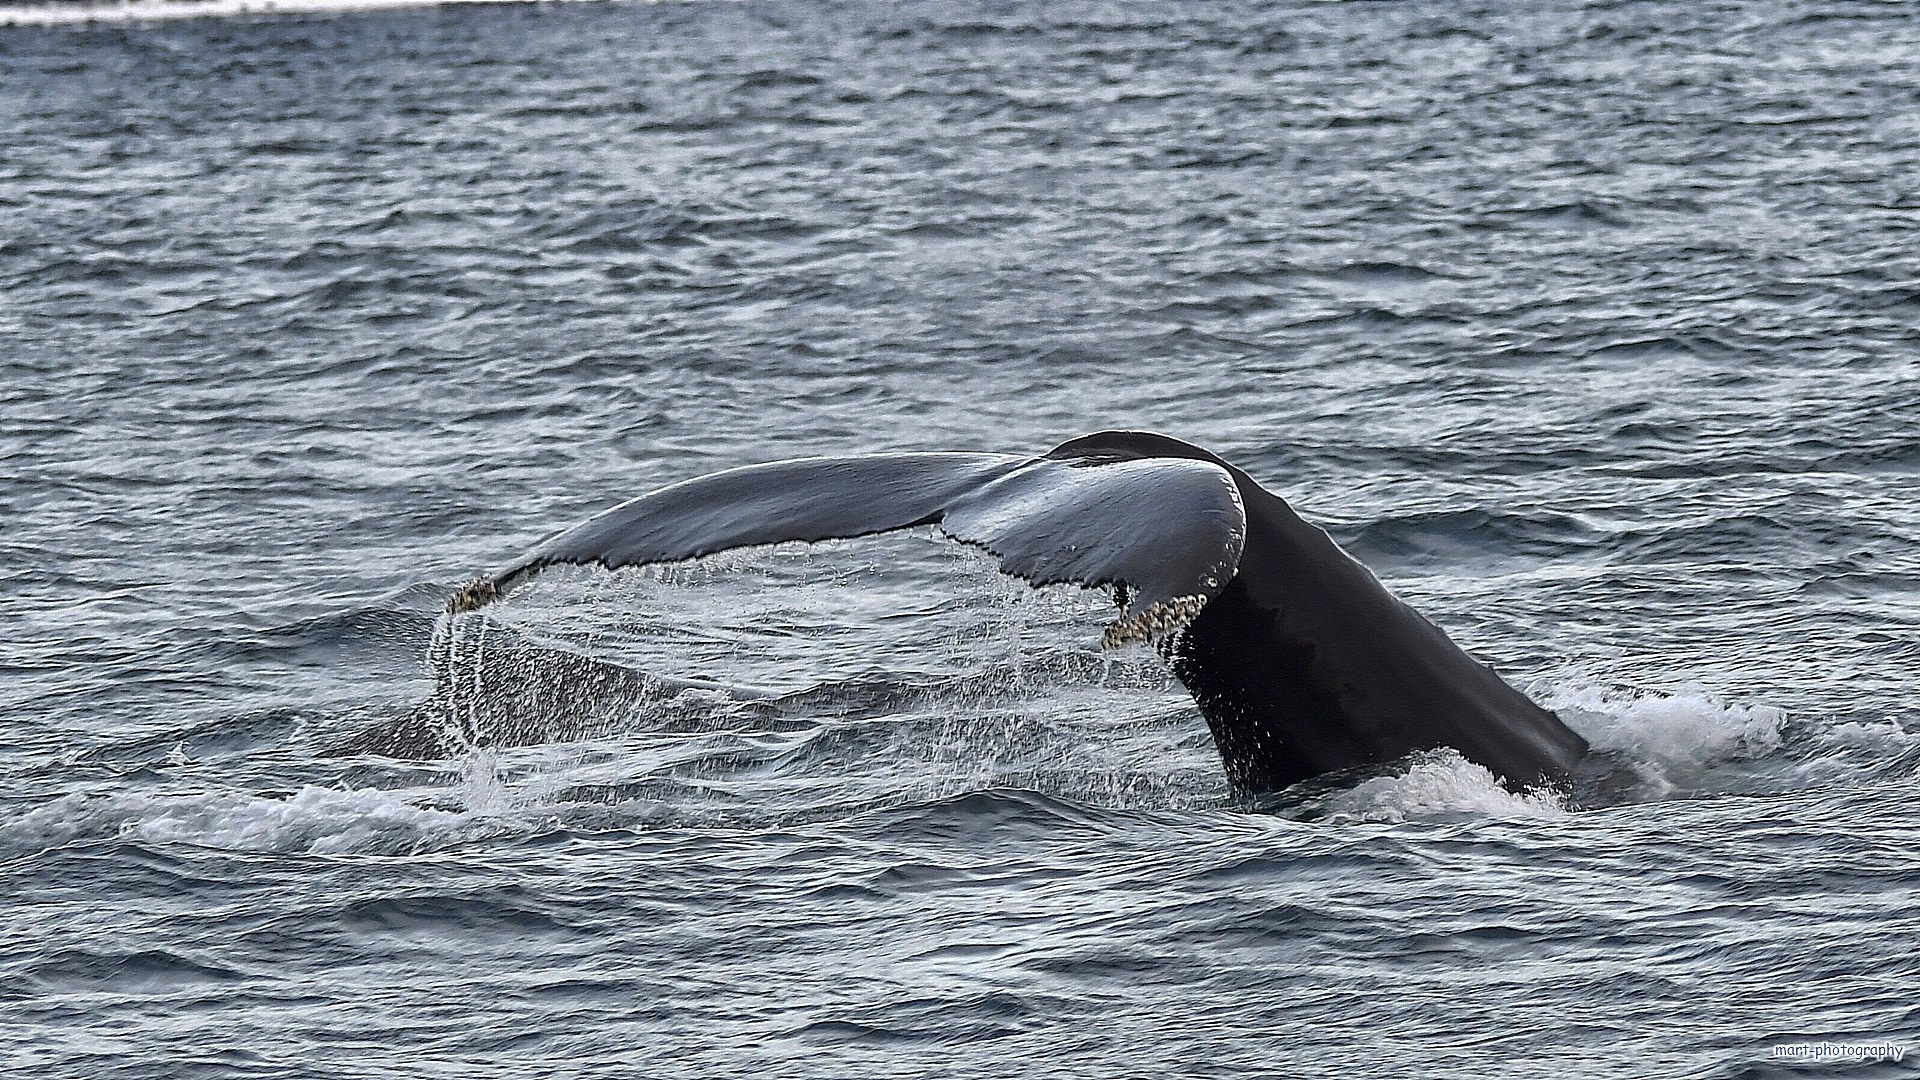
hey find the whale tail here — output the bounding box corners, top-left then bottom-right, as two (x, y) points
(447, 438), (1248, 648)
(419, 431), (1591, 795)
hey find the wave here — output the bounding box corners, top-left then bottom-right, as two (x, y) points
(0, 0), (616, 27)
(1238, 679), (1916, 825)
(24, 946), (248, 991)
(9, 682), (1902, 867)
(1335, 506), (1612, 566)
(1543, 677), (1919, 798)
(0, 783), (477, 859)
(1299, 751), (1569, 824)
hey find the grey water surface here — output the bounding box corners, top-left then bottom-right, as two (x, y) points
(3, 1), (1918, 1076)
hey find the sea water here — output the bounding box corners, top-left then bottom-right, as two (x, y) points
(2, 2), (1916, 1076)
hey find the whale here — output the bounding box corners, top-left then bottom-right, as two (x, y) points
(426, 430), (1591, 793)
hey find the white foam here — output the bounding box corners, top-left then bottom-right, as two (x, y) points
(1534, 676), (1920, 801)
(129, 784), (467, 853)
(1316, 750), (1566, 824)
(1767, 717), (1920, 790)
(1539, 678), (1788, 798)
(1546, 680), (1785, 765)
(1814, 719), (1920, 754)
(0, 781), (495, 858)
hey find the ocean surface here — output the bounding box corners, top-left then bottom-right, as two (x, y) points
(4, 1), (1918, 1076)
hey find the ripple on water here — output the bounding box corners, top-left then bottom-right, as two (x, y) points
(4, 0), (1920, 1075)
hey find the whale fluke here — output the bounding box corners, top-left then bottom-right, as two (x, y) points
(454, 447), (1247, 647)
(435, 430), (1591, 794)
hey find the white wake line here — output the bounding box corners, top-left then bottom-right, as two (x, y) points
(2, 0), (679, 28)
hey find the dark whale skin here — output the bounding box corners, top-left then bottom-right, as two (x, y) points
(1052, 434), (1589, 792)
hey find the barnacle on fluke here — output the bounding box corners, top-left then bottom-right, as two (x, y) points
(1102, 595), (1210, 648)
(446, 576), (499, 615)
